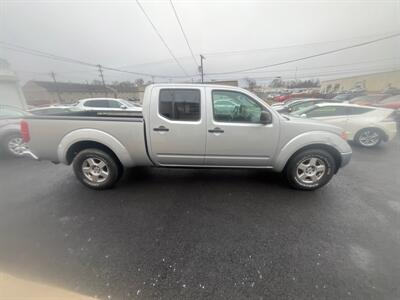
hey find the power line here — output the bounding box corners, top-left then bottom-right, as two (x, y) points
(217, 57), (400, 76)
(169, 0), (198, 68)
(0, 42), (96, 67)
(0, 41), (197, 78)
(116, 31), (400, 69)
(205, 32), (400, 76)
(238, 66), (400, 81)
(202, 31), (400, 57)
(135, 0), (189, 76)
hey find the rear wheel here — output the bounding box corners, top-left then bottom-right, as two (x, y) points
(285, 149), (336, 190)
(355, 128), (382, 148)
(72, 148), (121, 190)
(3, 134), (27, 157)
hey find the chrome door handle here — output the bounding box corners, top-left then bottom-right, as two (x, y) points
(153, 126), (169, 132)
(208, 127), (224, 133)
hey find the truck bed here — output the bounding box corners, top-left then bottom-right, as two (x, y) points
(25, 110), (151, 167)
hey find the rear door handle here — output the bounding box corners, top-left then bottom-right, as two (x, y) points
(153, 126), (169, 132)
(208, 127), (224, 133)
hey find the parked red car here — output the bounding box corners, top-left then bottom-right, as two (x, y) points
(274, 94), (291, 102)
(349, 94), (390, 106)
(374, 95), (400, 109)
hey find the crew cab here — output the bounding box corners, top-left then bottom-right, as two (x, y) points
(21, 84), (352, 191)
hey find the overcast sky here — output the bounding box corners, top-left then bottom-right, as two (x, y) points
(1, 0), (399, 85)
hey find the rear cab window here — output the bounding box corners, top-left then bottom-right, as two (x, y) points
(159, 89), (201, 121)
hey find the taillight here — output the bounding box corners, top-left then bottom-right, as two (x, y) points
(20, 120), (30, 143)
(340, 131), (348, 140)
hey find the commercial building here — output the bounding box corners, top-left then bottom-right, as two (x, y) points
(320, 70), (400, 94)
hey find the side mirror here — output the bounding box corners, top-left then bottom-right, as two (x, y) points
(260, 111), (273, 125)
(120, 104), (127, 109)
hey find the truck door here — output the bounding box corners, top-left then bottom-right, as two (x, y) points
(204, 88), (279, 167)
(148, 86), (206, 166)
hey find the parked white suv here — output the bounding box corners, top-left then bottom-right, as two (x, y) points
(292, 103), (397, 147)
(73, 98), (142, 111)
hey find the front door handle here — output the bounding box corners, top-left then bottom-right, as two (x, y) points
(153, 126), (169, 132)
(208, 127), (224, 133)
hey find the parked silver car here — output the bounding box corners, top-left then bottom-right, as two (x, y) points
(0, 105), (29, 157)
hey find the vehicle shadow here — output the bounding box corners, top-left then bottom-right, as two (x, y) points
(0, 161), (337, 300)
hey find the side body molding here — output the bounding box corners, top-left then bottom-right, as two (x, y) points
(57, 129), (134, 166)
(273, 131), (351, 172)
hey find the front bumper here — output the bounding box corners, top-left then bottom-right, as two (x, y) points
(340, 151), (352, 168)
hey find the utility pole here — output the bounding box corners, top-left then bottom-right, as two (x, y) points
(50, 71), (62, 104)
(199, 54), (205, 83)
(97, 64), (108, 97)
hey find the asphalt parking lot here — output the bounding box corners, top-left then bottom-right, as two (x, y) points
(0, 139), (399, 300)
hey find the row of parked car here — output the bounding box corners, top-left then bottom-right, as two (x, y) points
(271, 96), (398, 148)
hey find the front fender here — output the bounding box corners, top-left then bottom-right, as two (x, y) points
(274, 131), (351, 172)
(57, 129), (134, 166)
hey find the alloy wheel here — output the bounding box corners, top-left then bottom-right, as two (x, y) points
(7, 137), (27, 156)
(296, 157), (326, 185)
(358, 130), (380, 147)
(82, 157), (110, 183)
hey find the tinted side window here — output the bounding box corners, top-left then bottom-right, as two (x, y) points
(84, 100), (109, 108)
(159, 89), (200, 121)
(307, 106), (347, 117)
(108, 100), (122, 108)
(212, 90), (263, 123)
(348, 107), (373, 115)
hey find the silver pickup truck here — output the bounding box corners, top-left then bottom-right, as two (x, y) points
(21, 84), (352, 190)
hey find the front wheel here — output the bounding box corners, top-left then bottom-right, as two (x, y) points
(285, 149), (336, 191)
(72, 148), (121, 190)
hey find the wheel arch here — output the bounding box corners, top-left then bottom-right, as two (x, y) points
(274, 131), (350, 173)
(66, 141), (122, 168)
(57, 129), (134, 166)
(283, 144), (342, 174)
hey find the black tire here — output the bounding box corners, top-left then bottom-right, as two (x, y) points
(2, 133), (26, 157)
(354, 128), (382, 148)
(285, 149), (336, 191)
(72, 148), (121, 190)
